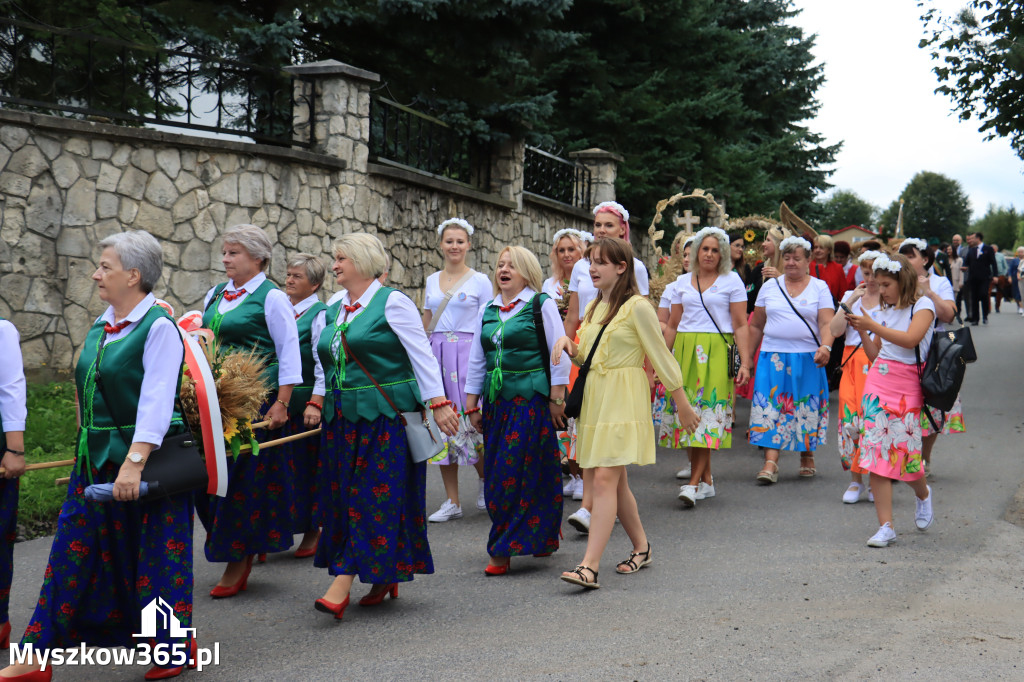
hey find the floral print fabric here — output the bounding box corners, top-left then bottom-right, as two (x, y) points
(857, 360), (925, 482)
(428, 331), (484, 465)
(0, 478), (17, 623)
(672, 332), (735, 450)
(748, 351), (828, 452)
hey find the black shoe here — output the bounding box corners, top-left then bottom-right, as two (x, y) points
(971, 322), (979, 326)
(983, 318), (988, 324)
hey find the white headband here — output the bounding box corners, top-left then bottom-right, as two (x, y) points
(552, 228), (587, 245)
(858, 250), (883, 264)
(592, 201), (630, 223)
(900, 237), (928, 253)
(437, 218), (475, 236)
(691, 226), (729, 250)
(872, 255), (902, 274)
(579, 231), (595, 243)
(779, 235), (812, 253)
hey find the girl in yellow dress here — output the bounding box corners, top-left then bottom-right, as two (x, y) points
(552, 238), (699, 589)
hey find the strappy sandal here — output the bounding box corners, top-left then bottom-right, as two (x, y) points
(756, 459), (779, 485)
(560, 565), (600, 589)
(616, 544), (652, 574)
(799, 456), (816, 478)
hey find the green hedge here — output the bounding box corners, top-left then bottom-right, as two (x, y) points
(18, 382), (77, 539)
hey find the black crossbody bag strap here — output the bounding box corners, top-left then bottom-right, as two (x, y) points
(911, 300), (944, 434)
(532, 294), (551, 387)
(776, 279), (821, 346)
(694, 275), (731, 347)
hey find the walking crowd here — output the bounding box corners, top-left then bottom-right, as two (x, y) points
(0, 204), (981, 679)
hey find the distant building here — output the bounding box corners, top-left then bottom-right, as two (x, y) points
(828, 225), (881, 244)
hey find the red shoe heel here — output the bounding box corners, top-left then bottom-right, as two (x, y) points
(144, 639), (198, 680)
(0, 620), (10, 649)
(358, 583), (398, 607)
(0, 669), (52, 681)
(314, 595), (350, 620)
(484, 560), (510, 576)
(256, 553), (267, 564)
(210, 556), (253, 599)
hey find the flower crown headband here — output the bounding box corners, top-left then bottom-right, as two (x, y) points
(872, 254), (902, 274)
(593, 201), (629, 223)
(858, 250), (884, 264)
(900, 237), (928, 253)
(437, 218), (475, 236)
(691, 226), (729, 249)
(552, 228), (590, 245)
(778, 235), (812, 253)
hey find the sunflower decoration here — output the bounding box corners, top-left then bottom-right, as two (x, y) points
(744, 229), (756, 243)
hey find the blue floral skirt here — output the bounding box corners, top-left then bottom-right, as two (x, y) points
(281, 410), (320, 535)
(0, 478), (18, 623)
(313, 403), (433, 584)
(483, 395), (562, 558)
(20, 462), (193, 651)
(197, 397), (299, 561)
(748, 350), (829, 452)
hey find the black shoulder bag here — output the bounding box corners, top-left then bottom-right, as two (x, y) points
(913, 301), (967, 431)
(563, 324), (607, 420)
(694, 275), (741, 378)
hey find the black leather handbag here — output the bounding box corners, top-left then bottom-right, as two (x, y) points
(943, 312), (977, 363)
(913, 302), (968, 432)
(564, 324), (607, 420)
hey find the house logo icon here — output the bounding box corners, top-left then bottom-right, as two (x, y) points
(133, 597), (197, 639)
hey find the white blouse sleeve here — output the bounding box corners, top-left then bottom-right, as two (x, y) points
(474, 272), (494, 320)
(263, 288), (303, 386)
(134, 317), (185, 447)
(384, 291), (445, 401)
(635, 259), (650, 295)
(311, 309), (327, 396)
(816, 280), (834, 310)
(203, 286), (217, 311)
(0, 322), (27, 432)
(542, 298), (571, 385)
(464, 312), (488, 397)
(727, 273), (748, 304)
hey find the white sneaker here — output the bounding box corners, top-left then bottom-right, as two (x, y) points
(915, 486), (934, 531)
(842, 482), (863, 504)
(695, 480), (715, 500)
(572, 477), (584, 501)
(567, 507), (590, 534)
(867, 522), (897, 547)
(678, 484), (697, 507)
(676, 466), (691, 480)
(562, 475), (579, 495)
(477, 479), (486, 511)
(868, 487), (874, 503)
(428, 499), (463, 523)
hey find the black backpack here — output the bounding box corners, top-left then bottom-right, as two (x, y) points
(913, 303), (968, 430)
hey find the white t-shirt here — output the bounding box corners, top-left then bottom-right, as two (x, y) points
(569, 256), (649, 319)
(839, 293), (882, 346)
(876, 296), (936, 364)
(671, 272), (747, 333)
(755, 276), (834, 353)
(928, 272), (954, 332)
(423, 270), (493, 334)
(659, 280), (678, 310)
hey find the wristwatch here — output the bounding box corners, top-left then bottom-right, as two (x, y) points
(127, 451), (145, 464)
(550, 397), (565, 406)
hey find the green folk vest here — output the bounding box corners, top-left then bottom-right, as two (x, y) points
(75, 306), (184, 471)
(291, 300), (328, 417)
(317, 287), (423, 423)
(480, 294), (550, 403)
(202, 279), (279, 388)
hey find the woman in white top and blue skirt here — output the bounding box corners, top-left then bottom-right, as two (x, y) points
(421, 219), (493, 523)
(747, 236), (835, 483)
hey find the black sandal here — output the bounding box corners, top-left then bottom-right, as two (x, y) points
(560, 565), (600, 589)
(616, 544), (652, 574)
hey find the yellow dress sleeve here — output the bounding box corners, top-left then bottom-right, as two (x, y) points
(632, 297), (683, 392)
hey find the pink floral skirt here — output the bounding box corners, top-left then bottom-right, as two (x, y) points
(857, 359), (925, 482)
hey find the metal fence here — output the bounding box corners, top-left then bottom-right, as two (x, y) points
(369, 95), (491, 190)
(0, 17), (309, 147)
(523, 146), (591, 209)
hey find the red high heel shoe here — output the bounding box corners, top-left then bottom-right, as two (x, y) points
(210, 556), (253, 598)
(293, 542), (318, 559)
(144, 639), (198, 680)
(0, 668), (52, 681)
(358, 583), (398, 607)
(314, 594), (350, 620)
(484, 560), (510, 576)
(256, 553), (267, 563)
(1, 620), (10, 649)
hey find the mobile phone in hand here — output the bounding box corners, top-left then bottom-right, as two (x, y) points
(839, 301), (853, 314)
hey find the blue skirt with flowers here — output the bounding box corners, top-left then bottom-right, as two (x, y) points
(747, 350), (829, 452)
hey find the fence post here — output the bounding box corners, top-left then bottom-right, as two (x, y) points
(285, 59), (380, 173)
(490, 138), (525, 209)
(569, 148), (622, 208)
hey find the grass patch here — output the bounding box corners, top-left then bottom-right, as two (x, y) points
(17, 382), (77, 540)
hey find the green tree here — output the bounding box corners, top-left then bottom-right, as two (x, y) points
(920, 0), (1024, 160)
(972, 205), (1021, 251)
(878, 171), (971, 242)
(817, 190), (878, 231)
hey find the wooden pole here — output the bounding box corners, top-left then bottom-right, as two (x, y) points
(0, 459), (75, 475)
(250, 420), (271, 429)
(237, 428), (321, 453)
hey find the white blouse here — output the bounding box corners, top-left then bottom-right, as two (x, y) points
(569, 257), (650, 319)
(671, 272), (747, 333)
(928, 272), (955, 332)
(96, 293), (183, 448)
(542, 276), (567, 301)
(755, 276), (833, 353)
(839, 293), (882, 346)
(423, 270), (493, 334)
(203, 272), (303, 386)
(876, 297), (936, 364)
(464, 287), (571, 396)
(0, 321), (27, 433)
(292, 294), (321, 317)
(311, 280), (444, 400)
(658, 281), (677, 310)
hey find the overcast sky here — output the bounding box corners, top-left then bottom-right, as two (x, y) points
(791, 0), (1022, 221)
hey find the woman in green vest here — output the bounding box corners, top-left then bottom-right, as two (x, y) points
(306, 233), (459, 618)
(5, 231), (195, 680)
(0, 316), (27, 653)
(200, 224), (302, 599)
(464, 246), (570, 575)
(284, 253), (329, 559)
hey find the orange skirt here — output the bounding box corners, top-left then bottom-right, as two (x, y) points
(837, 345), (871, 473)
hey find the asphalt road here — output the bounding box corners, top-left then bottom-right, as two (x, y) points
(7, 310), (1024, 680)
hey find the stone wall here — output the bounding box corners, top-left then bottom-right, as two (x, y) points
(0, 61), (618, 373)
